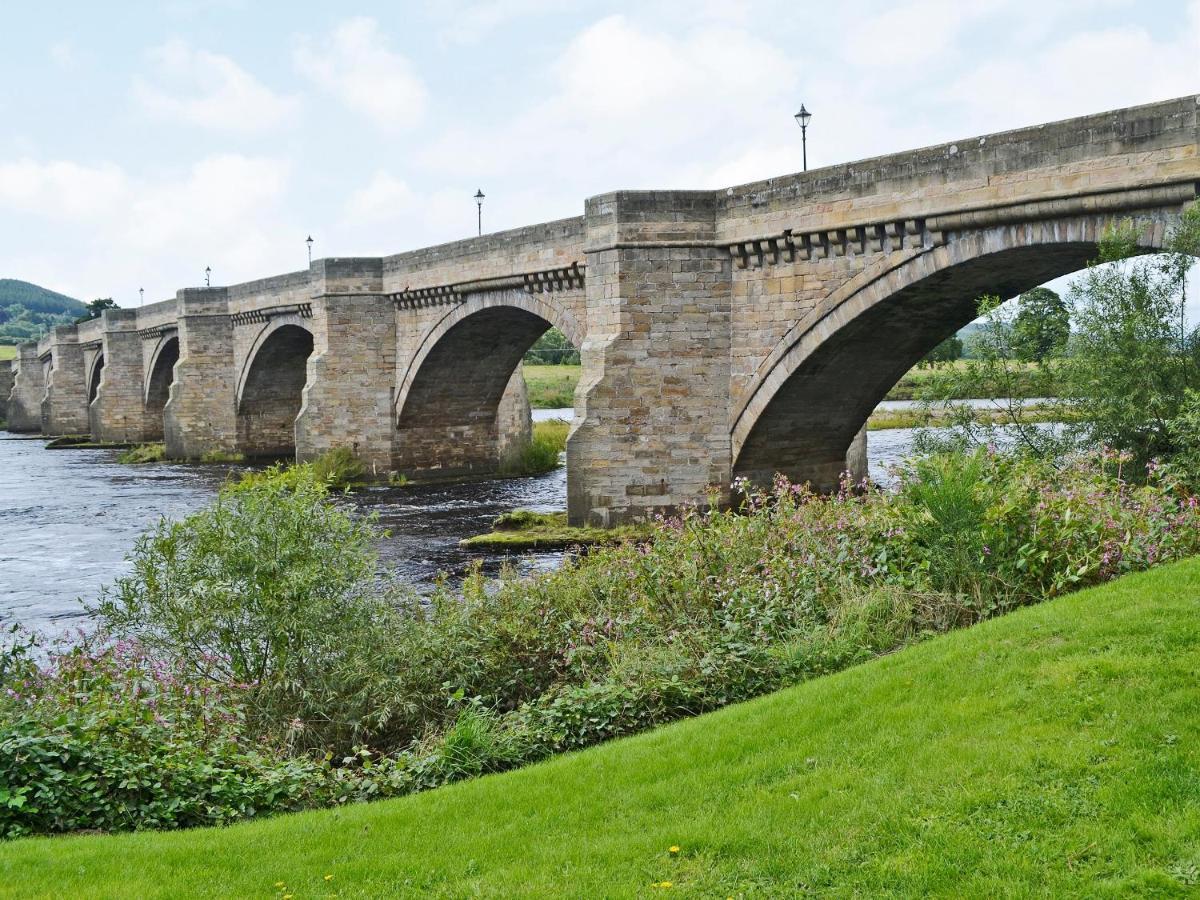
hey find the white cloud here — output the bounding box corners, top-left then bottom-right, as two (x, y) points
(943, 22), (1200, 134)
(0, 153), (296, 299)
(342, 171), (416, 224)
(49, 40), (80, 70)
(293, 18), (426, 131)
(436, 0), (579, 44)
(415, 15), (799, 195)
(133, 39), (299, 133)
(842, 0), (999, 68)
(0, 160), (128, 220)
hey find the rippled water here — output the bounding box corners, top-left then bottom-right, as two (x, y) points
(0, 409), (924, 635)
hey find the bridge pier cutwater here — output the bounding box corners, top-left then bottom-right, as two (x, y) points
(5, 96), (1199, 525)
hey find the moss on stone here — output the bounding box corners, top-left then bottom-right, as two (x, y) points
(461, 510), (650, 550)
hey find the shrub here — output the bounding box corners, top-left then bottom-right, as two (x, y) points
(0, 636), (327, 839)
(11, 447), (1200, 837)
(310, 447), (365, 489)
(92, 468), (407, 753)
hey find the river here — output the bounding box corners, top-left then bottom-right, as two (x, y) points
(0, 409), (928, 636)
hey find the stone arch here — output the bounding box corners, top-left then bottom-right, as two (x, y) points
(393, 289), (582, 478)
(143, 334), (180, 440)
(731, 208), (1186, 490)
(236, 318), (314, 458)
(86, 352), (105, 404)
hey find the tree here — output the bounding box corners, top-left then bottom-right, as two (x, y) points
(1012, 287), (1070, 362)
(523, 327), (579, 365)
(1059, 207), (1200, 470)
(917, 336), (963, 368)
(75, 297), (118, 324)
(913, 206), (1200, 473)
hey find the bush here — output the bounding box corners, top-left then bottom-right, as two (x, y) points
(0, 637), (326, 839)
(10, 448), (1200, 837)
(92, 468), (407, 754)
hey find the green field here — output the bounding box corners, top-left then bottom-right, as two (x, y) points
(4, 558), (1198, 897)
(523, 364), (577, 408)
(523, 361), (1050, 409)
(0, 345), (16, 361)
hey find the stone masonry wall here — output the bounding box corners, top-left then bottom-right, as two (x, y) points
(164, 289), (238, 459)
(41, 326), (89, 436)
(90, 309), (154, 442)
(0, 360), (11, 425)
(6, 345), (44, 432)
(569, 191), (732, 526)
(295, 261), (398, 473)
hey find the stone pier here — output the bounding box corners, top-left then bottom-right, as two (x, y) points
(41, 326), (89, 436)
(6, 344), (45, 433)
(164, 288), (237, 460)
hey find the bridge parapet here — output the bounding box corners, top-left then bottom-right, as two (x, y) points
(383, 216), (585, 294)
(717, 95), (1199, 241)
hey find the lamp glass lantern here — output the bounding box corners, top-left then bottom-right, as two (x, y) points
(474, 189), (485, 236)
(794, 104), (812, 171)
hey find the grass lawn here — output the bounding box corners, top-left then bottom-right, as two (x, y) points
(4, 559), (1200, 897)
(523, 364), (578, 408)
(0, 345), (15, 361)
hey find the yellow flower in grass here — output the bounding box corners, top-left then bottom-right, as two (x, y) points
(325, 874), (334, 881)
(652, 881), (674, 889)
(668, 845), (681, 856)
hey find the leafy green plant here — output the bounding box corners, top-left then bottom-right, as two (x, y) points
(9, 446), (1200, 838)
(1057, 208), (1200, 472)
(117, 443), (166, 464)
(502, 419), (568, 475)
(310, 447), (365, 489)
(92, 469), (406, 753)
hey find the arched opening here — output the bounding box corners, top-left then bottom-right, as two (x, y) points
(732, 221), (1176, 491)
(87, 353), (105, 405)
(395, 303), (578, 479)
(144, 337), (179, 441)
(237, 324), (314, 459)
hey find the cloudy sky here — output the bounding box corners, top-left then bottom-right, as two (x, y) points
(1, 0), (1198, 305)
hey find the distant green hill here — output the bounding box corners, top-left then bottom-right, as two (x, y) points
(0, 279), (86, 344)
(0, 279), (84, 316)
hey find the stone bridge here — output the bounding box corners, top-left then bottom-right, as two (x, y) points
(7, 96), (1200, 525)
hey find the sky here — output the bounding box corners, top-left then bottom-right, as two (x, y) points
(0, 0), (1198, 308)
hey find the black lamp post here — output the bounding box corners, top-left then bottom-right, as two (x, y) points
(474, 189), (485, 236)
(205, 266), (211, 287)
(794, 104), (812, 171)
(306, 235), (314, 265)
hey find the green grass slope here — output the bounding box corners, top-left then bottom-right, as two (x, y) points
(4, 559), (1200, 898)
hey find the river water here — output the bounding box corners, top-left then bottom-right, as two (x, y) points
(0, 408), (924, 636)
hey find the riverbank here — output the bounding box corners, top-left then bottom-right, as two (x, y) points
(5, 557), (1196, 896)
